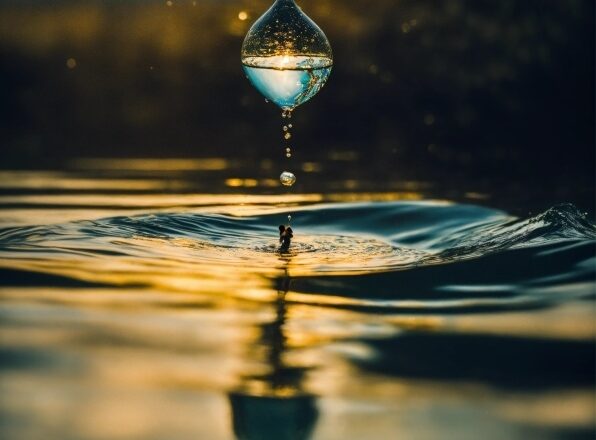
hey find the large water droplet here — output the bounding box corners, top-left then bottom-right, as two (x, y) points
(241, 0), (333, 110)
(280, 171), (296, 186)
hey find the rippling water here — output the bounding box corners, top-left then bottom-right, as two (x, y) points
(0, 165), (594, 440)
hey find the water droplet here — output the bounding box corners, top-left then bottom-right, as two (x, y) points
(288, 215), (292, 224)
(286, 153), (292, 158)
(284, 133), (291, 140)
(286, 147), (291, 153)
(288, 124), (293, 128)
(283, 126), (289, 131)
(280, 171), (296, 187)
(241, 0), (332, 110)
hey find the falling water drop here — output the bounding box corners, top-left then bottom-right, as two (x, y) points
(241, 0), (333, 195)
(241, 0), (332, 107)
(282, 119), (293, 160)
(287, 215), (292, 224)
(280, 171), (296, 186)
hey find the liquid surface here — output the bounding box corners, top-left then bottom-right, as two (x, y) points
(242, 56), (332, 110)
(0, 167), (594, 440)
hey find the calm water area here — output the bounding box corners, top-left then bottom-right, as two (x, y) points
(0, 158), (594, 440)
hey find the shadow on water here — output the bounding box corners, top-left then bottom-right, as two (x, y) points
(353, 332), (595, 390)
(229, 267), (319, 440)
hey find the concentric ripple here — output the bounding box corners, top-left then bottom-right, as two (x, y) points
(0, 201), (594, 312)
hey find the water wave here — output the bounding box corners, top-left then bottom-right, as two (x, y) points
(0, 202), (593, 313)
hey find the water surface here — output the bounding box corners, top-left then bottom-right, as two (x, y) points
(0, 164), (594, 440)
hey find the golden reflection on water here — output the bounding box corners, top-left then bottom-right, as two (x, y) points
(225, 178), (261, 188)
(0, 193), (323, 209)
(0, 191), (436, 228)
(0, 171), (190, 191)
(0, 169), (594, 439)
(70, 158), (230, 172)
(1, 276), (594, 439)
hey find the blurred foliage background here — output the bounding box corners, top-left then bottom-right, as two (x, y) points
(0, 0), (593, 191)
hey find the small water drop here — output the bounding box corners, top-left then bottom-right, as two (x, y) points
(286, 147), (291, 153)
(288, 124), (293, 128)
(286, 153), (292, 158)
(288, 215), (292, 224)
(284, 133), (292, 140)
(283, 126), (289, 131)
(280, 171), (296, 187)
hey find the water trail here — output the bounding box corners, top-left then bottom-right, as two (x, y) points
(279, 109), (296, 187)
(282, 110), (293, 158)
(280, 109), (296, 228)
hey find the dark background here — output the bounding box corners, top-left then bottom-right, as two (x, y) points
(0, 0), (594, 209)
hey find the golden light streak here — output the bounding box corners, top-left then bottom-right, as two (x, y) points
(70, 158), (229, 171)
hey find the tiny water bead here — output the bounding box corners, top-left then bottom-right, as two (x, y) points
(281, 113), (294, 159)
(280, 171), (296, 186)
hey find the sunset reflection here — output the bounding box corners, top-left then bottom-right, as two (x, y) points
(229, 268), (319, 440)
